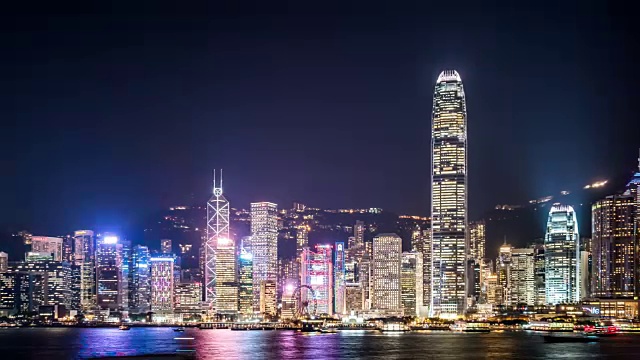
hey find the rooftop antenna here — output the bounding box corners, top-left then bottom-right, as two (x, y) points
(220, 168), (223, 190)
(212, 169), (216, 192)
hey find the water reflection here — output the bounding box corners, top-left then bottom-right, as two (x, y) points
(2, 328), (640, 359)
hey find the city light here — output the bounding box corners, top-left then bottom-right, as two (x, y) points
(102, 235), (118, 244)
(584, 180), (608, 189)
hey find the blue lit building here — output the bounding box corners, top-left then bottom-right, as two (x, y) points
(334, 242), (345, 314)
(129, 245), (151, 313)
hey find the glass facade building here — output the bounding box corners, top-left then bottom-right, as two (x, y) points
(430, 70), (468, 317)
(544, 205), (580, 304)
(591, 194), (636, 298)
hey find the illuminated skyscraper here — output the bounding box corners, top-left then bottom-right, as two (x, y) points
(334, 242), (346, 314)
(372, 233), (402, 314)
(150, 256), (174, 313)
(161, 239), (172, 254)
(205, 170), (230, 311)
(130, 245), (151, 313)
(301, 245), (333, 315)
(545, 204), (580, 304)
(592, 194), (636, 297)
(496, 243), (512, 306)
(216, 237), (238, 314)
(430, 69), (468, 317)
(174, 281), (202, 315)
(31, 236), (63, 262)
(469, 221), (485, 261)
(259, 280), (277, 317)
(250, 202), (278, 311)
(238, 248), (254, 316)
(95, 234), (123, 311)
(412, 228), (431, 312)
(401, 251), (423, 316)
(295, 224), (309, 285)
(74, 230), (96, 310)
(510, 248), (535, 305)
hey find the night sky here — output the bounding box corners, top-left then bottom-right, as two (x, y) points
(2, 2), (638, 235)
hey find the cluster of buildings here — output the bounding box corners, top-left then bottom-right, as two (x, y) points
(1, 70), (639, 323)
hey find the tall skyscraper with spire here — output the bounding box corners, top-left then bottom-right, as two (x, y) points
(430, 70), (468, 317)
(205, 170), (230, 312)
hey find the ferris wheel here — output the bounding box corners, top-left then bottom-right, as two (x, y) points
(291, 285), (317, 320)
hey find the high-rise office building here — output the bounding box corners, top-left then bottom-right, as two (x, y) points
(216, 237), (238, 314)
(259, 280), (277, 317)
(469, 221), (486, 261)
(372, 233), (402, 314)
(532, 244), (546, 305)
(174, 281), (202, 315)
(334, 242), (346, 315)
(401, 251), (423, 316)
(161, 239), (172, 254)
(510, 248), (535, 305)
(301, 245), (333, 315)
(250, 202), (278, 311)
(130, 245), (151, 313)
(74, 230), (96, 310)
(95, 234), (123, 311)
(430, 70), (468, 317)
(496, 243), (512, 306)
(69, 264), (81, 310)
(62, 236), (74, 263)
(545, 204), (580, 305)
(295, 224), (309, 285)
(591, 194), (636, 298)
(238, 248), (254, 315)
(344, 283), (364, 313)
(412, 228), (431, 311)
(205, 171), (230, 311)
(31, 236), (63, 262)
(150, 256), (174, 313)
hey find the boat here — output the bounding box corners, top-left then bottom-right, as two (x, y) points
(173, 327), (185, 332)
(583, 324), (618, 337)
(118, 325), (131, 330)
(543, 334), (600, 343)
(379, 323), (410, 332)
(450, 321), (491, 333)
(320, 328), (338, 334)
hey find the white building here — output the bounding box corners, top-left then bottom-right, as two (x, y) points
(510, 248), (535, 305)
(150, 256), (174, 313)
(545, 204), (580, 304)
(372, 233), (402, 314)
(251, 202), (278, 311)
(431, 70), (468, 317)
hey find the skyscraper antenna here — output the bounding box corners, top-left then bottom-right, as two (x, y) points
(637, 148), (639, 171)
(220, 168), (223, 190)
(213, 169), (216, 190)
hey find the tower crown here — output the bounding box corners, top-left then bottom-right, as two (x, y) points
(436, 70), (461, 83)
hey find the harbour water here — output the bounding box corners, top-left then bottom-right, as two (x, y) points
(2, 328), (640, 359)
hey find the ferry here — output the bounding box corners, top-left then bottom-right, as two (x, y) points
(583, 322), (618, 337)
(379, 323), (410, 333)
(118, 325), (131, 331)
(173, 327), (185, 332)
(450, 321), (491, 333)
(527, 321), (574, 332)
